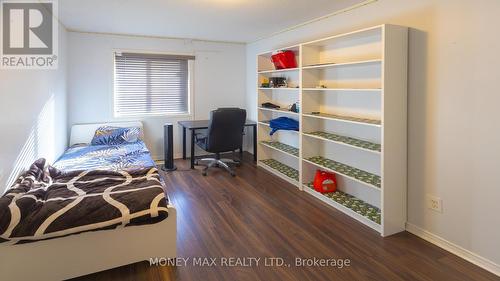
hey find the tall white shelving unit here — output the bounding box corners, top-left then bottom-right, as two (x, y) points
(256, 25), (408, 237)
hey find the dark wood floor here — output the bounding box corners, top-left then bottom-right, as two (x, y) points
(75, 153), (499, 281)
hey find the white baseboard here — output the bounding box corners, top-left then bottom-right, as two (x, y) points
(406, 223), (500, 277)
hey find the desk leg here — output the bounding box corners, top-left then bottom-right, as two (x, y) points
(253, 125), (257, 162)
(182, 127), (187, 160)
(190, 129), (195, 169)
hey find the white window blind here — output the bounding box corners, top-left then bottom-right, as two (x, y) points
(114, 52), (194, 117)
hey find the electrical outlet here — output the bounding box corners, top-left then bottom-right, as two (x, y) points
(427, 195), (443, 213)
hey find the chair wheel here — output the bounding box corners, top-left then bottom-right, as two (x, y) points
(202, 172), (207, 176)
(230, 172), (236, 177)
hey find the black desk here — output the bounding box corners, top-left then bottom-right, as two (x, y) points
(178, 120), (257, 169)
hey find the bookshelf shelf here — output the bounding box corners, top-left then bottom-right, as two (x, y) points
(258, 107), (299, 116)
(303, 131), (381, 153)
(302, 59), (382, 69)
(258, 87), (300, 90)
(260, 141), (299, 158)
(302, 112), (381, 126)
(259, 159), (299, 185)
(304, 183), (381, 226)
(304, 156), (381, 189)
(302, 88), (381, 92)
(258, 68), (299, 74)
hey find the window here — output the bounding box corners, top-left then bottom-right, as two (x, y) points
(113, 52), (194, 117)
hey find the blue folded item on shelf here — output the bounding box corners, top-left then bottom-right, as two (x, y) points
(269, 117), (299, 135)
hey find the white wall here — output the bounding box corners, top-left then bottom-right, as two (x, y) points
(0, 27), (68, 193)
(67, 32), (246, 160)
(246, 0), (500, 271)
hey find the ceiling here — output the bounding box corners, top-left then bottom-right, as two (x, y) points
(58, 0), (366, 43)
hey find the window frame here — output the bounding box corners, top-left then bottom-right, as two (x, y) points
(111, 49), (194, 119)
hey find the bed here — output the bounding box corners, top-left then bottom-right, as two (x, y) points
(0, 122), (177, 281)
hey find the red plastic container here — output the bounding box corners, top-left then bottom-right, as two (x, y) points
(313, 170), (337, 194)
(271, 50), (297, 69)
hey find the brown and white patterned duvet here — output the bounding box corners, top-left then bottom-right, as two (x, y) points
(0, 159), (168, 245)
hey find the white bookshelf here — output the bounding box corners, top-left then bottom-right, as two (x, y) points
(256, 24), (408, 237)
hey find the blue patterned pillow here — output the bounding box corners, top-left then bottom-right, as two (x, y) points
(91, 126), (141, 145)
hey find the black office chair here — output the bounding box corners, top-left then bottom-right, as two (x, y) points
(194, 108), (247, 176)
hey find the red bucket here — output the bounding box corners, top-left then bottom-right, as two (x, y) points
(271, 50), (297, 69)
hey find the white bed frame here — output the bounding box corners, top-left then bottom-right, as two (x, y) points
(0, 122), (177, 281)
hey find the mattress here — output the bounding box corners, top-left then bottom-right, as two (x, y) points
(0, 142), (168, 245)
(53, 140), (156, 171)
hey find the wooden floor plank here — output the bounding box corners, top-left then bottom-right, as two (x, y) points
(72, 153), (499, 281)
